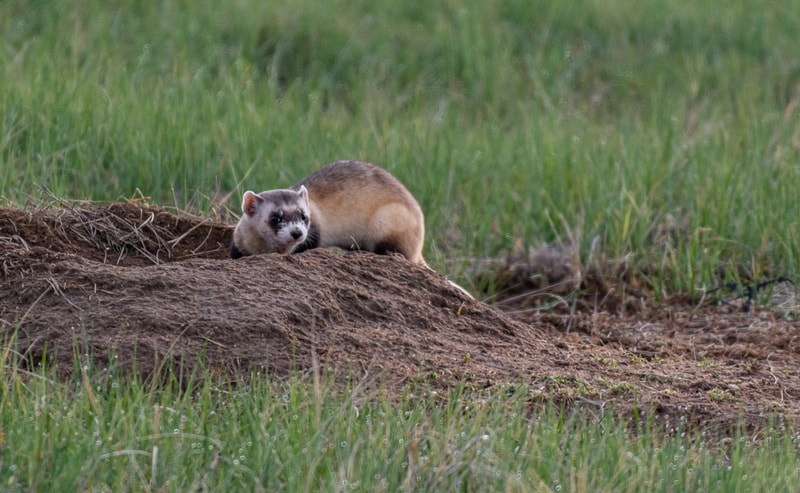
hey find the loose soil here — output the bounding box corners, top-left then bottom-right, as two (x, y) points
(1, 201), (799, 428)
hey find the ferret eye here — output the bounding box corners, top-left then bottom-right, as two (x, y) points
(299, 211), (308, 222)
(270, 214), (282, 225)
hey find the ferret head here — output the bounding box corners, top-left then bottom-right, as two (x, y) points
(240, 186), (311, 254)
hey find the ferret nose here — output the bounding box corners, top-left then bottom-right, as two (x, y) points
(290, 229), (303, 240)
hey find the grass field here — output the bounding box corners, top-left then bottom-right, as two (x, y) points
(3, 0), (800, 490)
(2, 350), (799, 492)
(3, 0), (799, 291)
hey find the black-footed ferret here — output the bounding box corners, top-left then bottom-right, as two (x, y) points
(231, 160), (426, 264)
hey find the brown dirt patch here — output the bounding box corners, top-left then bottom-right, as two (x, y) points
(2, 201), (799, 428)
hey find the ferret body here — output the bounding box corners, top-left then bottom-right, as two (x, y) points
(231, 160), (426, 264)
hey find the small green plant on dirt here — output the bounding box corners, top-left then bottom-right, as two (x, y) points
(698, 358), (722, 370)
(593, 354), (619, 368)
(707, 388), (735, 402)
(597, 377), (635, 396)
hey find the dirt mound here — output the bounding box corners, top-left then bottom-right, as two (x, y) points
(2, 201), (800, 427)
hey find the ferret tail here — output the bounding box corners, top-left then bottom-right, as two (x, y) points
(420, 259), (474, 300)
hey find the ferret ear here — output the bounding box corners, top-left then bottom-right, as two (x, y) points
(242, 191), (262, 217)
(297, 185), (309, 204)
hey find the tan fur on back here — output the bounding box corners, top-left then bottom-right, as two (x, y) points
(299, 160), (425, 264)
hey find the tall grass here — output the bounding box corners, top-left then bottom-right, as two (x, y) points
(1, 344), (799, 491)
(2, 0), (799, 289)
(2, 3), (798, 488)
